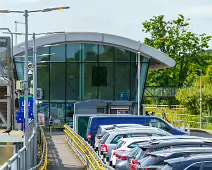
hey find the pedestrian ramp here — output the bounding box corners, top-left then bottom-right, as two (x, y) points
(46, 132), (85, 170)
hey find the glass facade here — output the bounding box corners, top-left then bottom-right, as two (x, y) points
(14, 43), (150, 128)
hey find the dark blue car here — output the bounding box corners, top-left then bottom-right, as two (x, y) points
(86, 116), (186, 145)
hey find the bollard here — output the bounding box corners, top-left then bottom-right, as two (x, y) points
(109, 160), (113, 166)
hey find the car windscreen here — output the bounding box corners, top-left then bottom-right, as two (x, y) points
(101, 133), (110, 144)
(115, 140), (126, 149)
(139, 155), (161, 167)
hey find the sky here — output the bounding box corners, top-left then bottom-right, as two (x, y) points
(0, 0), (212, 47)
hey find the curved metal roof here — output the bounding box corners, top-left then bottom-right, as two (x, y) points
(13, 32), (176, 70)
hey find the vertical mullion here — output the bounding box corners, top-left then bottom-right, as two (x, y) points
(130, 52), (132, 101)
(65, 44), (67, 124)
(97, 44), (99, 99)
(48, 46), (51, 131)
(113, 47), (115, 101)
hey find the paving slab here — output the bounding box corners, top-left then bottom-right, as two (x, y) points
(46, 133), (85, 170)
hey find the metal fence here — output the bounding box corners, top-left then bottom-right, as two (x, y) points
(64, 125), (114, 170)
(0, 126), (48, 170)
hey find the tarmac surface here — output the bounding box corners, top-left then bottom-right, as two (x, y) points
(46, 133), (85, 170)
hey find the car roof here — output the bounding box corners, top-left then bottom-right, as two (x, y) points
(138, 139), (212, 149)
(149, 147), (212, 157)
(106, 127), (167, 134)
(99, 124), (143, 129)
(119, 137), (151, 143)
(165, 153), (212, 165)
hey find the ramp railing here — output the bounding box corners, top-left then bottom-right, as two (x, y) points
(64, 125), (114, 170)
(0, 126), (48, 170)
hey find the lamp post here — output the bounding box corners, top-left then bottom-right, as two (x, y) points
(137, 51), (141, 116)
(15, 21), (25, 45)
(0, 6), (69, 169)
(198, 69), (203, 129)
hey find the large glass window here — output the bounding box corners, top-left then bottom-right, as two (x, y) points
(37, 63), (49, 101)
(37, 47), (50, 62)
(50, 63), (65, 101)
(83, 63), (98, 100)
(50, 44), (65, 62)
(99, 45), (115, 62)
(66, 44), (81, 62)
(82, 44), (98, 61)
(115, 63), (130, 100)
(66, 63), (80, 101)
(98, 63), (114, 100)
(115, 47), (130, 62)
(49, 103), (65, 128)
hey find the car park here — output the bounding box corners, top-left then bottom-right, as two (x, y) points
(134, 147), (212, 170)
(99, 127), (171, 161)
(112, 135), (205, 168)
(115, 138), (212, 170)
(86, 116), (186, 145)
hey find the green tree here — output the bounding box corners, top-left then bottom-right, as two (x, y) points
(176, 67), (212, 115)
(142, 14), (211, 87)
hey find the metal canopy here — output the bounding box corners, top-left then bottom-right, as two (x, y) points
(13, 32), (176, 70)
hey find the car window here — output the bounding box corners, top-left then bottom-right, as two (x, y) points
(111, 134), (125, 144)
(202, 161), (212, 170)
(139, 155), (160, 167)
(115, 140), (126, 149)
(127, 133), (151, 138)
(134, 149), (145, 160)
(128, 142), (148, 149)
(185, 162), (202, 170)
(149, 118), (169, 131)
(101, 133), (110, 144)
(97, 127), (102, 135)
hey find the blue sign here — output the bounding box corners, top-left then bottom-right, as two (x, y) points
(17, 96), (34, 131)
(119, 92), (125, 100)
(20, 96), (34, 119)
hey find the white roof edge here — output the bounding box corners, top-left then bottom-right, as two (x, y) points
(13, 32), (176, 69)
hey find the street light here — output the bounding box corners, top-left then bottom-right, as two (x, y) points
(0, 6), (69, 169)
(137, 51), (141, 116)
(15, 21), (25, 45)
(196, 69), (203, 129)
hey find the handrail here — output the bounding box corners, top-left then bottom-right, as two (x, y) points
(64, 125), (114, 170)
(0, 126), (48, 170)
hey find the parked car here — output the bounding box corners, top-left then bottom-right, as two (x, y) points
(86, 116), (186, 145)
(99, 127), (172, 161)
(112, 135), (205, 167)
(116, 138), (212, 170)
(95, 124), (144, 148)
(161, 154), (212, 170)
(134, 147), (212, 170)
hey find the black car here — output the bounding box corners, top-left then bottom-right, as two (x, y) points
(162, 154), (212, 170)
(136, 147), (212, 170)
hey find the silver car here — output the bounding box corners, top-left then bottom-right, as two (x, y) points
(99, 127), (172, 160)
(95, 124), (144, 149)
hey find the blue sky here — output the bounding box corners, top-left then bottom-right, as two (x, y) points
(0, 0), (211, 47)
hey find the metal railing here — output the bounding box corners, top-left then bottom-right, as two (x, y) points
(64, 125), (114, 170)
(0, 126), (48, 170)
